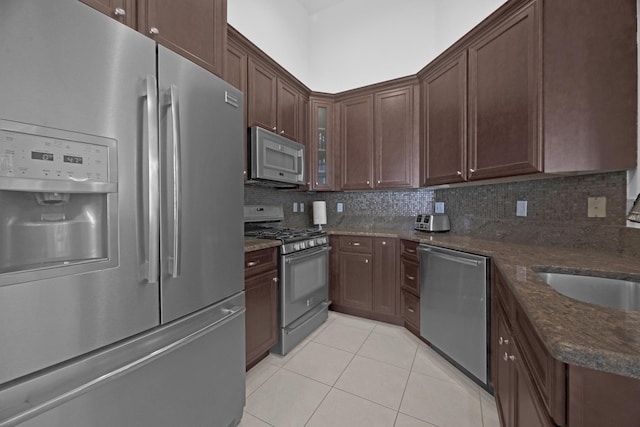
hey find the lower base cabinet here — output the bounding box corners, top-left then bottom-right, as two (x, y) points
(244, 248), (278, 370)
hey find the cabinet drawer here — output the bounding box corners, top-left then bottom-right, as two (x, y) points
(339, 236), (373, 253)
(244, 247), (278, 279)
(401, 290), (420, 330)
(400, 259), (419, 296)
(400, 239), (419, 261)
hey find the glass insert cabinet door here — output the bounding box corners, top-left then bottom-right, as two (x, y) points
(310, 98), (333, 191)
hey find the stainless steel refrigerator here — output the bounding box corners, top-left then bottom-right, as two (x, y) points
(0, 1), (245, 426)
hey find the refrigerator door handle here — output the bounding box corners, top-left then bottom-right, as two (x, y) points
(168, 84), (182, 279)
(145, 75), (160, 284)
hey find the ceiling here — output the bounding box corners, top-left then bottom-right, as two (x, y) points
(295, 0), (346, 14)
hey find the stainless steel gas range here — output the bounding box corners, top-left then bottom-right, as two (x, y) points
(244, 205), (331, 355)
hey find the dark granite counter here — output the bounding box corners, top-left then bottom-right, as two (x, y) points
(244, 238), (280, 253)
(326, 227), (640, 379)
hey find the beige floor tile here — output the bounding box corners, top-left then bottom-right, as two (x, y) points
(306, 388), (397, 427)
(334, 355), (410, 410)
(358, 331), (418, 370)
(245, 358), (280, 397)
(283, 341), (354, 386)
(237, 412), (273, 427)
(331, 312), (378, 331)
(245, 369), (330, 427)
(400, 371), (483, 427)
(312, 322), (371, 353)
(411, 346), (471, 385)
(393, 413), (437, 427)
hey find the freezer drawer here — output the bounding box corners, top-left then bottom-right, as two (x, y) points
(0, 293), (246, 427)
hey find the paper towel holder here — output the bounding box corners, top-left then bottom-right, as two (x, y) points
(313, 201), (327, 230)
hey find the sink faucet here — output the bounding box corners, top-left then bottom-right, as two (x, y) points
(628, 194), (640, 223)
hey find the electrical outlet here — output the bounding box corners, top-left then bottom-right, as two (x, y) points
(435, 202), (445, 214)
(300, 202), (304, 213)
(516, 200), (528, 217)
(588, 197), (606, 218)
(292, 202), (298, 213)
(337, 202), (344, 213)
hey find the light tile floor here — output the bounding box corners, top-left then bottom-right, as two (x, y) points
(240, 311), (501, 427)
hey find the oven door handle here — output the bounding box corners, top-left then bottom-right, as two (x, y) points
(285, 245), (331, 263)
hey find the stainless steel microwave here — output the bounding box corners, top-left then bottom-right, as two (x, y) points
(249, 126), (305, 186)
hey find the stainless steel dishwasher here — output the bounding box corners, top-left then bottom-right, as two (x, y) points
(418, 244), (491, 390)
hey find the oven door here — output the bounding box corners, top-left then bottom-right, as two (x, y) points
(280, 245), (330, 326)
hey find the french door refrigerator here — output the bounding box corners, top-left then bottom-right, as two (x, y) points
(0, 1), (246, 426)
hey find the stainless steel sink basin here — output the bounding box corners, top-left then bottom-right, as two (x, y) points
(536, 271), (640, 312)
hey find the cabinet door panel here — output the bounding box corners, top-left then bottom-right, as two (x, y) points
(468, 2), (541, 180)
(80, 0), (137, 27)
(309, 98), (335, 191)
(245, 270), (278, 367)
(515, 345), (556, 427)
(375, 86), (416, 188)
(277, 80), (299, 141)
(421, 52), (467, 185)
(247, 58), (278, 131)
(339, 252), (372, 311)
(141, 0), (226, 77)
(372, 238), (397, 316)
(340, 95), (374, 190)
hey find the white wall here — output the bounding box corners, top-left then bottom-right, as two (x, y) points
(227, 0), (311, 85)
(228, 0), (505, 92)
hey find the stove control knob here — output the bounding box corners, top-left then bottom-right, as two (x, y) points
(300, 241), (306, 249)
(309, 240), (315, 247)
(294, 243), (301, 251)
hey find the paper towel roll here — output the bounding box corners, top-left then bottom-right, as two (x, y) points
(313, 201), (327, 226)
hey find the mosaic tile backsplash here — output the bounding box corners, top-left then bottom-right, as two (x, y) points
(244, 171), (640, 256)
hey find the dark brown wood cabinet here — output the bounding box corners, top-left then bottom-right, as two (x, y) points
(420, 0), (636, 186)
(139, 0), (226, 77)
(79, 0), (137, 27)
(399, 239), (420, 335)
(420, 52), (467, 186)
(224, 36), (248, 180)
(331, 235), (400, 323)
(244, 248), (278, 370)
(338, 79), (418, 191)
(308, 96), (336, 191)
(467, 1), (541, 181)
(81, 0), (227, 77)
(340, 95), (374, 190)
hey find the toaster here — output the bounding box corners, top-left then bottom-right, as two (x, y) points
(414, 214), (450, 232)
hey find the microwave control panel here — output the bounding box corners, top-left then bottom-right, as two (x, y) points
(0, 128), (110, 182)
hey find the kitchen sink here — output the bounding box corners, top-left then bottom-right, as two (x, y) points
(535, 270), (640, 312)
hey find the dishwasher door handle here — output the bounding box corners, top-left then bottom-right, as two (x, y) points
(418, 247), (483, 267)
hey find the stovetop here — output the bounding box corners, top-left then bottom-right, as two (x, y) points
(244, 226), (326, 243)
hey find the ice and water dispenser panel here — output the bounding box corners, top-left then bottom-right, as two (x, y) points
(0, 120), (117, 279)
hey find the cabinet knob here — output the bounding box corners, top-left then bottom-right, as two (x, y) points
(407, 308), (415, 313)
(307, 181), (311, 186)
(280, 130), (285, 135)
(498, 336), (509, 345)
(149, 27), (160, 36)
(382, 241), (386, 245)
(503, 352), (509, 362)
(272, 127), (277, 132)
(456, 170), (462, 176)
(509, 355), (516, 362)
(366, 180), (370, 185)
(246, 260), (260, 267)
(273, 277), (278, 282)
(315, 182), (319, 185)
(469, 168), (476, 175)
(350, 242), (361, 246)
(114, 7), (126, 16)
(377, 180), (381, 184)
(406, 275), (415, 281)
(365, 259), (369, 264)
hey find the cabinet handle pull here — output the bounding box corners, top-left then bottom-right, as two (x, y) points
(149, 27), (160, 36)
(509, 355), (516, 362)
(365, 259), (369, 264)
(456, 170), (462, 176)
(469, 168), (476, 175)
(280, 130), (285, 135)
(246, 260), (260, 267)
(366, 180), (370, 185)
(377, 180), (381, 184)
(114, 7), (126, 16)
(407, 308), (415, 313)
(503, 352), (509, 362)
(382, 241), (386, 245)
(272, 127), (277, 132)
(499, 336), (509, 345)
(406, 275), (415, 281)
(315, 182), (319, 185)
(272, 277), (278, 282)
(350, 242), (361, 246)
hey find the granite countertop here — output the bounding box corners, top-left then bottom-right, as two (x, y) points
(244, 238), (281, 253)
(326, 227), (640, 379)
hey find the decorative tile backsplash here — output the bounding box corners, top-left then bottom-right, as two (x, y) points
(244, 171), (640, 256)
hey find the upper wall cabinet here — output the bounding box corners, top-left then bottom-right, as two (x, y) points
(247, 57), (301, 142)
(308, 96), (336, 191)
(80, 0), (227, 78)
(339, 79), (419, 191)
(80, 0), (137, 27)
(420, 0), (637, 186)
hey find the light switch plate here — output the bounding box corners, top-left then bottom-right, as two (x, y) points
(337, 202), (344, 213)
(435, 202), (445, 214)
(588, 197), (606, 218)
(292, 202), (298, 213)
(300, 202), (304, 213)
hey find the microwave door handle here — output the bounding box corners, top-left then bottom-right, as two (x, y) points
(299, 150), (305, 182)
(168, 84), (182, 279)
(144, 75), (160, 284)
